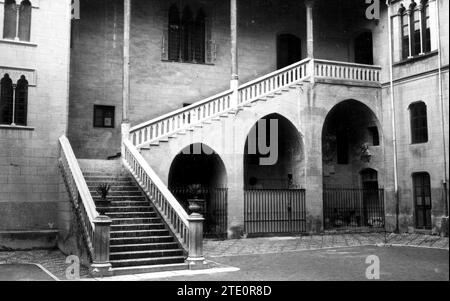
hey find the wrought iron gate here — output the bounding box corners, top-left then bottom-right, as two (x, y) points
(169, 186), (228, 238)
(244, 189), (306, 235)
(323, 187), (385, 231)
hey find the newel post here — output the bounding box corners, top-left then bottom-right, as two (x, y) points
(186, 200), (207, 270)
(90, 215), (113, 277)
(121, 122), (130, 154)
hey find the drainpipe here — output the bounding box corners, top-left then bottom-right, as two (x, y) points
(386, 1), (400, 233)
(435, 0), (449, 217)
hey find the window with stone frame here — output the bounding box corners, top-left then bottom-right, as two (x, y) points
(163, 4), (212, 64)
(409, 101), (428, 144)
(93, 105), (115, 128)
(2, 0), (32, 42)
(399, 0), (433, 60)
(0, 74), (28, 126)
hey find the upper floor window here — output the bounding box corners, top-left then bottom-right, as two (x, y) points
(399, 1), (432, 60)
(163, 4), (213, 64)
(93, 105), (115, 128)
(0, 74), (29, 126)
(409, 101), (428, 144)
(3, 0), (32, 42)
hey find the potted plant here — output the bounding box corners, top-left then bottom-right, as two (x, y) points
(186, 184), (205, 215)
(95, 183), (111, 215)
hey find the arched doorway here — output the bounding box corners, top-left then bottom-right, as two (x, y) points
(354, 31), (373, 65)
(168, 143), (227, 237)
(277, 34), (302, 69)
(243, 113), (306, 235)
(322, 100), (384, 230)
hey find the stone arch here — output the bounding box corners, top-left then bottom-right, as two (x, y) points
(168, 143), (228, 237)
(321, 99), (384, 188)
(243, 113), (305, 189)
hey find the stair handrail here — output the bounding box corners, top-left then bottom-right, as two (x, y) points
(129, 58), (312, 147)
(58, 135), (99, 258)
(130, 88), (234, 133)
(129, 58), (382, 148)
(122, 139), (190, 250)
(238, 57), (311, 90)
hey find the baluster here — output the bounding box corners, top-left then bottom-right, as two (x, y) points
(145, 127), (150, 143)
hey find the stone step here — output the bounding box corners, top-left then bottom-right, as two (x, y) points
(93, 196), (146, 202)
(110, 242), (180, 253)
(110, 229), (170, 238)
(102, 206), (153, 213)
(110, 236), (175, 245)
(83, 172), (128, 177)
(106, 212), (157, 219)
(84, 176), (133, 182)
(112, 262), (189, 276)
(110, 249), (184, 260)
(88, 185), (140, 192)
(86, 181), (134, 187)
(110, 223), (166, 231)
(111, 217), (161, 225)
(110, 256), (186, 268)
(106, 201), (149, 207)
(90, 191), (143, 197)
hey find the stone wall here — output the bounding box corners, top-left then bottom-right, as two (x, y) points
(68, 0), (370, 159)
(0, 0), (71, 234)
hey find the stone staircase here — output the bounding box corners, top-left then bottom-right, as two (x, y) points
(83, 169), (189, 275)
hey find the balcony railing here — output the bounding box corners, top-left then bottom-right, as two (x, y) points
(314, 59), (381, 83)
(129, 59), (381, 148)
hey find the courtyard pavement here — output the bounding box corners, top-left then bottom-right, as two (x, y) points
(204, 232), (449, 257)
(0, 233), (447, 280)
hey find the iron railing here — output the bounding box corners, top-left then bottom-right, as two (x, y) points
(244, 189), (306, 235)
(169, 186), (228, 238)
(323, 187), (385, 231)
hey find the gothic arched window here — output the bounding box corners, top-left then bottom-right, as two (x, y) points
(168, 4), (181, 61)
(399, 0), (432, 60)
(0, 74), (14, 125)
(181, 6), (194, 62)
(2, 0), (32, 41)
(14, 75), (28, 126)
(18, 0), (32, 42)
(194, 9), (206, 63)
(399, 5), (410, 59)
(3, 0), (17, 40)
(165, 5), (211, 64)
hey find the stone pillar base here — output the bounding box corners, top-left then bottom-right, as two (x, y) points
(90, 263), (113, 277)
(186, 257), (208, 270)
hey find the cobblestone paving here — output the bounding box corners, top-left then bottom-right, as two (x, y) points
(0, 249), (90, 280)
(0, 233), (447, 280)
(204, 233), (449, 257)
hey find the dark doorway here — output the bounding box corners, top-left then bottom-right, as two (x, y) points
(277, 34), (302, 69)
(413, 173), (432, 229)
(361, 169), (381, 227)
(354, 31), (373, 65)
(168, 143), (228, 237)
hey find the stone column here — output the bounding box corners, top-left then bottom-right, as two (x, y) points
(230, 0), (239, 108)
(90, 215), (113, 277)
(186, 200), (207, 270)
(122, 0), (131, 146)
(417, 2), (425, 55)
(406, 8), (413, 58)
(305, 0), (315, 58)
